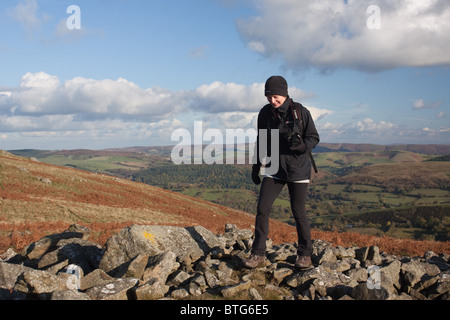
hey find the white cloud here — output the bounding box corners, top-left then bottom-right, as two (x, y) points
(3, 72), (181, 119)
(0, 72), (330, 147)
(413, 99), (443, 109)
(317, 118), (399, 143)
(436, 111), (445, 119)
(192, 81), (314, 113)
(20, 71), (60, 89)
(1, 72), (448, 148)
(237, 0), (450, 72)
(189, 45), (210, 59)
(8, 0), (50, 37)
(355, 118), (396, 132)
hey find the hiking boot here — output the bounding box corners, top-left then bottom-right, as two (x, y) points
(295, 256), (312, 269)
(243, 254), (266, 269)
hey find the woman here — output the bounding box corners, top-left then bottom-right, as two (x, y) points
(244, 76), (320, 269)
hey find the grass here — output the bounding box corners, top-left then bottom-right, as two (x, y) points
(39, 154), (150, 174)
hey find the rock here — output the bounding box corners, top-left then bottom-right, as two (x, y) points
(249, 287), (263, 300)
(51, 290), (92, 300)
(355, 245), (383, 267)
(24, 237), (53, 261)
(221, 280), (252, 299)
(85, 278), (139, 300)
(351, 282), (393, 300)
(0, 248), (18, 262)
(19, 269), (68, 295)
(142, 251), (179, 284)
(0, 262), (28, 291)
(134, 278), (169, 300)
(1, 223), (449, 301)
(123, 254), (149, 279)
(334, 246), (356, 259)
(204, 269), (220, 289)
(321, 260), (352, 273)
(272, 267), (294, 285)
(318, 247), (336, 264)
(99, 225), (224, 274)
(169, 270), (191, 286)
(367, 245), (383, 265)
(379, 260), (402, 293)
(346, 267), (368, 283)
(425, 271), (450, 299)
(224, 224), (253, 241)
(171, 288), (189, 299)
(190, 273), (207, 291)
(38, 177), (52, 184)
(37, 238), (103, 275)
(80, 269), (114, 291)
(401, 260), (441, 287)
(188, 281), (203, 296)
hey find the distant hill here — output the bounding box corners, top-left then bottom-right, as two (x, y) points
(333, 162), (450, 189)
(315, 143), (450, 154)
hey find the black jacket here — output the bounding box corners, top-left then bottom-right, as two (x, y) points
(255, 97), (320, 182)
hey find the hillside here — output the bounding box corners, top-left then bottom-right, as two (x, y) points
(316, 143), (450, 154)
(332, 162), (450, 189)
(0, 150), (449, 256)
(0, 150), (294, 252)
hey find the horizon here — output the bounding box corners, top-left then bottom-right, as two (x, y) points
(5, 141), (450, 153)
(0, 1), (449, 150)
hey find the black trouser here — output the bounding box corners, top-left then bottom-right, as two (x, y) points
(252, 177), (312, 257)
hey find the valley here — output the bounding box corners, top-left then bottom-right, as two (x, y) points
(8, 143), (450, 243)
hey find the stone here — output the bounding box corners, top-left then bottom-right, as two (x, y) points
(85, 278), (138, 300)
(171, 288), (189, 299)
(379, 260), (402, 293)
(351, 282), (393, 300)
(169, 270), (192, 286)
(401, 260), (441, 287)
(204, 269), (220, 289)
(20, 269), (67, 295)
(318, 247), (336, 264)
(0, 262), (28, 291)
(37, 238), (103, 275)
(221, 281), (252, 299)
(346, 267), (368, 283)
(124, 254), (149, 279)
(99, 225), (224, 274)
(134, 278), (169, 300)
(51, 290), (92, 300)
(142, 251), (179, 284)
(80, 269), (114, 291)
(272, 267), (294, 285)
(22, 228), (87, 260)
(249, 287), (263, 300)
(1, 223), (449, 301)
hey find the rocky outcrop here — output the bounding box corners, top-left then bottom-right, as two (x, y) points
(0, 224), (448, 300)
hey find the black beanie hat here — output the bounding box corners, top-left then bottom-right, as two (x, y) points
(264, 76), (288, 97)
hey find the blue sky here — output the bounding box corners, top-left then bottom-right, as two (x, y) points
(0, 0), (449, 150)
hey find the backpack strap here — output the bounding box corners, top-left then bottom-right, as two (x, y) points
(291, 102), (318, 173)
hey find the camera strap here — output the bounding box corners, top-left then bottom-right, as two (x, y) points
(290, 102), (304, 136)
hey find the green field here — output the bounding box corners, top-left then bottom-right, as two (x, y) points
(40, 155), (146, 172)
